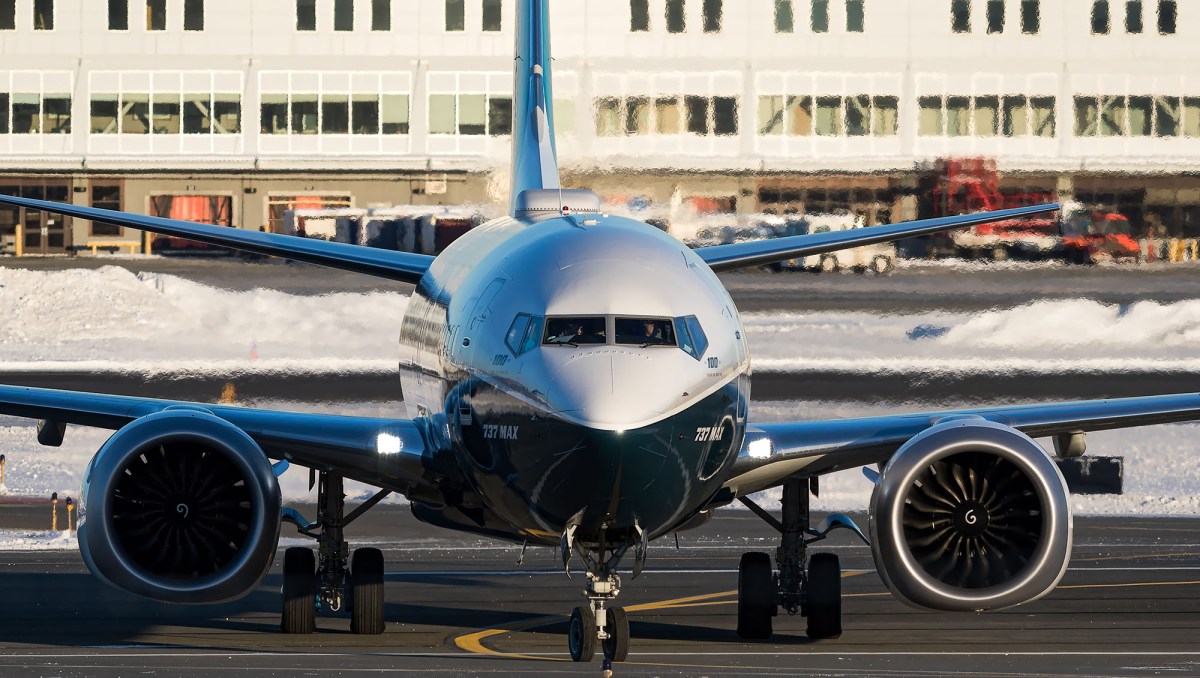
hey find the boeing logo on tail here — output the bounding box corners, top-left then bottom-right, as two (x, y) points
(1, 0), (1195, 666)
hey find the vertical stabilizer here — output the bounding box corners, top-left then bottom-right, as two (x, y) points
(509, 0), (560, 214)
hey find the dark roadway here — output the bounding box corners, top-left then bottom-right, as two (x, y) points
(0, 506), (1197, 677)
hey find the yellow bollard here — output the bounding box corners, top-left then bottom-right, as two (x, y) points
(15, 224), (23, 257)
(51, 492), (58, 532)
(220, 382), (237, 404)
(65, 497), (76, 534)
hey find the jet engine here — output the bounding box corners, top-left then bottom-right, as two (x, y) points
(868, 419), (1071, 612)
(78, 409), (282, 604)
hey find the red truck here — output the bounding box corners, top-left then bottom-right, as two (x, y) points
(926, 158), (1137, 263)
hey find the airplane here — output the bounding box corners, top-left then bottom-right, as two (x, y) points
(1, 0), (1198, 665)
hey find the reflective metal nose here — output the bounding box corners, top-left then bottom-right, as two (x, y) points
(549, 352), (684, 429)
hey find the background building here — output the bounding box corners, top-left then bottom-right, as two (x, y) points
(0, 0), (1197, 253)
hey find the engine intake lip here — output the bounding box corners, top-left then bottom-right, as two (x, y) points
(80, 410), (281, 604)
(871, 420), (1072, 612)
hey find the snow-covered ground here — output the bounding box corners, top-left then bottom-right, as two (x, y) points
(4, 266), (1200, 373)
(0, 267), (1197, 519)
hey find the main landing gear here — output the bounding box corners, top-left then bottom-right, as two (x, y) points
(280, 471), (392, 635)
(736, 477), (866, 641)
(562, 523), (644, 662)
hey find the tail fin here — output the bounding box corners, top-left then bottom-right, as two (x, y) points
(509, 0), (560, 214)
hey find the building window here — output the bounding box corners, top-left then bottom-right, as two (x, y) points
(1091, 0), (1110, 33)
(596, 94), (739, 137)
(631, 0), (649, 30)
(108, 0), (128, 30)
(1, 92), (70, 134)
(446, 0), (464, 30)
(146, 0), (165, 30)
(429, 93), (511, 135)
(33, 0), (52, 29)
(951, 0), (971, 32)
(10, 94), (38, 133)
(1075, 94), (1200, 136)
(260, 76), (410, 138)
(1001, 95), (1055, 136)
(372, 0), (390, 30)
(846, 0), (864, 31)
(1125, 0), (1142, 32)
(1158, 0), (1176, 34)
(987, 0), (1004, 32)
(334, 0), (352, 30)
(774, 0), (793, 31)
(90, 185), (123, 236)
(91, 86), (240, 135)
(811, 0), (829, 32)
(920, 94), (1054, 137)
(0, 1), (13, 30)
(702, 0), (721, 32)
(483, 0), (502, 31)
(758, 94), (897, 136)
(184, 0), (203, 30)
(297, 0), (315, 30)
(1020, 0), (1039, 32)
(666, 0), (685, 32)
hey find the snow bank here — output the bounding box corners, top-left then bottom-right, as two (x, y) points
(6, 268), (1200, 374)
(745, 299), (1200, 371)
(0, 267), (407, 365)
(0, 529), (78, 551)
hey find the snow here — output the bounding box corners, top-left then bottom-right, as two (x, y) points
(0, 530), (77, 551)
(0, 267), (406, 365)
(0, 267), (1197, 521)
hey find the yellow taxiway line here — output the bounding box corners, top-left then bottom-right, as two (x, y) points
(453, 571), (871, 659)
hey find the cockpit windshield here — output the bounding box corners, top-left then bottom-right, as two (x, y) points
(615, 317), (677, 346)
(527, 314), (707, 357)
(544, 317), (607, 345)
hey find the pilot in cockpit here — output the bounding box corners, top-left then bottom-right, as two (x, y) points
(642, 320), (663, 344)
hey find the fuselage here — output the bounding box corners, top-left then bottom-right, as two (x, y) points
(398, 211), (751, 546)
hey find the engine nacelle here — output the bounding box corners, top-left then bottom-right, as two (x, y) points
(869, 419), (1071, 612)
(79, 409), (282, 604)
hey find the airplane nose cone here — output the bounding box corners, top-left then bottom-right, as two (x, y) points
(548, 351), (688, 429)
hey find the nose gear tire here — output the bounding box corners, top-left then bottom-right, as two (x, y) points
(602, 606), (630, 662)
(569, 606), (597, 662)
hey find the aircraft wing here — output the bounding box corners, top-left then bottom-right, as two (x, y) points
(695, 204), (1059, 271)
(0, 384), (450, 492)
(0, 194), (434, 285)
(724, 392), (1200, 497)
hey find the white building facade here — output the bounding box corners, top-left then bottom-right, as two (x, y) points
(0, 0), (1197, 253)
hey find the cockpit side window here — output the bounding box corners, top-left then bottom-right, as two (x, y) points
(505, 313), (545, 357)
(505, 314), (531, 356)
(615, 317), (677, 346)
(675, 315), (709, 360)
(544, 316), (607, 345)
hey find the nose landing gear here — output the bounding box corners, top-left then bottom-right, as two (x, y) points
(563, 527), (636, 662)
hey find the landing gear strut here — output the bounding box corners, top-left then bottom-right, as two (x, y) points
(281, 471), (391, 634)
(737, 477), (848, 640)
(564, 525), (636, 662)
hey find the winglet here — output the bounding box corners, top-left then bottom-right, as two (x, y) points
(509, 0), (560, 215)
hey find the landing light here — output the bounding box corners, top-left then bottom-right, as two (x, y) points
(376, 432), (403, 455)
(747, 437), (772, 460)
